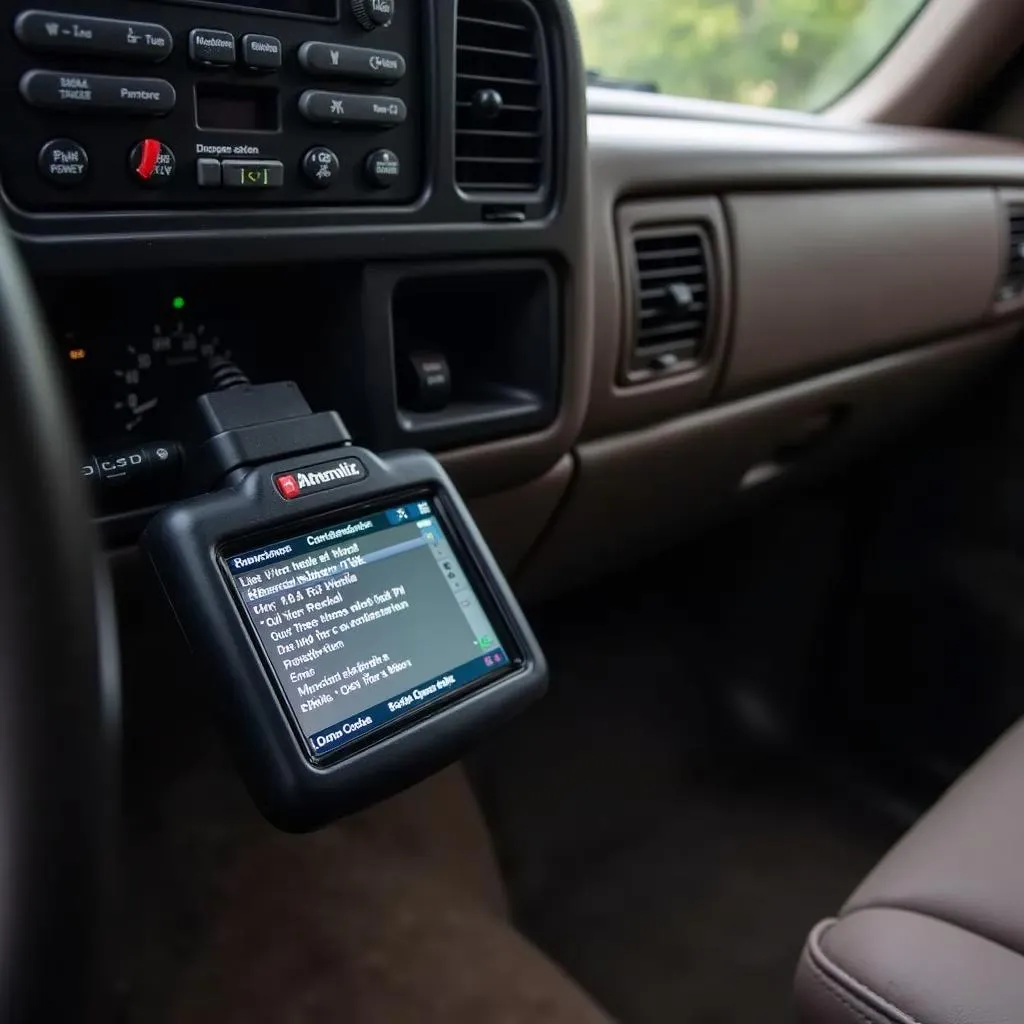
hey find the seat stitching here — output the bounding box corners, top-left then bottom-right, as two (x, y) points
(805, 956), (888, 1024)
(807, 920), (925, 1024)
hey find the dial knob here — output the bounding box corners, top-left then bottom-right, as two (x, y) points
(129, 139), (175, 187)
(351, 0), (394, 30)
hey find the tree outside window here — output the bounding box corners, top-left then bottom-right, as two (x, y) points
(574, 0), (928, 111)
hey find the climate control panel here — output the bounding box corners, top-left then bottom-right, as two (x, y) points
(0, 1), (422, 209)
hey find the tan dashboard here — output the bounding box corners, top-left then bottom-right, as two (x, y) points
(462, 102), (1024, 601)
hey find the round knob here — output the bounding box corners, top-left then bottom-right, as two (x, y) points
(472, 88), (504, 120)
(302, 146), (340, 189)
(351, 0), (394, 30)
(364, 149), (400, 190)
(129, 139), (175, 187)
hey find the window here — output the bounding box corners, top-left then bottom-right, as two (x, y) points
(574, 0), (928, 111)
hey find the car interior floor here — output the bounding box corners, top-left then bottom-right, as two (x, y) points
(468, 548), (900, 1024)
(466, 355), (1024, 1024)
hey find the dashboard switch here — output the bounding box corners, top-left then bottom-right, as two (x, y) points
(298, 41), (405, 81)
(96, 447), (148, 488)
(298, 90), (407, 126)
(20, 70), (176, 114)
(38, 138), (89, 187)
(351, 0), (394, 29)
(241, 33), (282, 70)
(86, 441), (181, 495)
(301, 147), (340, 188)
(15, 10), (172, 62)
(196, 158), (222, 187)
(364, 148), (399, 188)
(400, 351), (451, 411)
(130, 139), (175, 185)
(189, 28), (236, 67)
(222, 159), (285, 188)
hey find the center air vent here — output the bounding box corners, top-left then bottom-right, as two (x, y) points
(1000, 206), (1024, 303)
(626, 227), (713, 377)
(454, 0), (549, 196)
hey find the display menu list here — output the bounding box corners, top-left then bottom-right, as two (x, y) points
(225, 502), (509, 757)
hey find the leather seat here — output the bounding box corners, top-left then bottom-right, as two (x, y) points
(795, 718), (1024, 1023)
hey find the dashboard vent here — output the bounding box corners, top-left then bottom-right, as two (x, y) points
(627, 227), (712, 373)
(1000, 206), (1024, 302)
(455, 0), (549, 195)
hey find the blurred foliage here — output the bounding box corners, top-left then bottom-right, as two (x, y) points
(573, 0), (927, 110)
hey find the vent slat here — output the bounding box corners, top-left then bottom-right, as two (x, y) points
(458, 14), (531, 33)
(457, 156), (543, 166)
(455, 0), (548, 195)
(636, 264), (706, 282)
(457, 129), (542, 139)
(637, 246), (703, 262)
(637, 319), (705, 342)
(457, 43), (536, 60)
(457, 101), (539, 113)
(640, 301), (706, 319)
(449, 181), (539, 191)
(456, 71), (540, 88)
(628, 227), (713, 367)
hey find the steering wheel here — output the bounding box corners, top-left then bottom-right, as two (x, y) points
(0, 211), (119, 1019)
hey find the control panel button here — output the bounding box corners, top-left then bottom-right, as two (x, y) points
(351, 0), (394, 30)
(364, 147), (399, 188)
(401, 351), (451, 411)
(129, 138), (175, 185)
(301, 146), (340, 188)
(241, 33), (282, 70)
(88, 441), (181, 492)
(19, 70), (176, 114)
(189, 28), (236, 67)
(196, 158), (222, 187)
(95, 447), (148, 488)
(37, 138), (89, 187)
(298, 42), (405, 81)
(14, 10), (173, 62)
(298, 90), (407, 126)
(221, 159), (285, 188)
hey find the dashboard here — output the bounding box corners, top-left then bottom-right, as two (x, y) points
(5, 0), (1024, 599)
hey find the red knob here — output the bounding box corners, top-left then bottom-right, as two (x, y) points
(134, 138), (162, 180)
(129, 139), (175, 187)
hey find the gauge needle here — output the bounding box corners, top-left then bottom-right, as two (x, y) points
(133, 398), (159, 416)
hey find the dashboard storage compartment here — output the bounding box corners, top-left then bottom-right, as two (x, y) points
(517, 327), (1017, 600)
(722, 189), (1003, 397)
(343, 260), (561, 452)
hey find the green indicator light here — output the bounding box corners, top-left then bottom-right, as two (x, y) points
(171, 296), (186, 311)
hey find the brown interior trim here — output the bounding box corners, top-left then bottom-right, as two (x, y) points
(517, 326), (1017, 602)
(587, 114), (1024, 193)
(830, 0), (1024, 127)
(722, 188), (1003, 398)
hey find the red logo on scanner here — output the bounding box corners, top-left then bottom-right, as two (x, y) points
(275, 474), (301, 499)
(273, 457), (367, 500)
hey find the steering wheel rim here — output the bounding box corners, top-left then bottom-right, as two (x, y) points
(0, 211), (120, 1019)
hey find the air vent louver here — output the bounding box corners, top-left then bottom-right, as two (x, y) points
(455, 0), (548, 195)
(1002, 207), (1024, 301)
(629, 228), (712, 369)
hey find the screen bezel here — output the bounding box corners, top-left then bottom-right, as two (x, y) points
(154, 0), (339, 23)
(218, 487), (524, 766)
